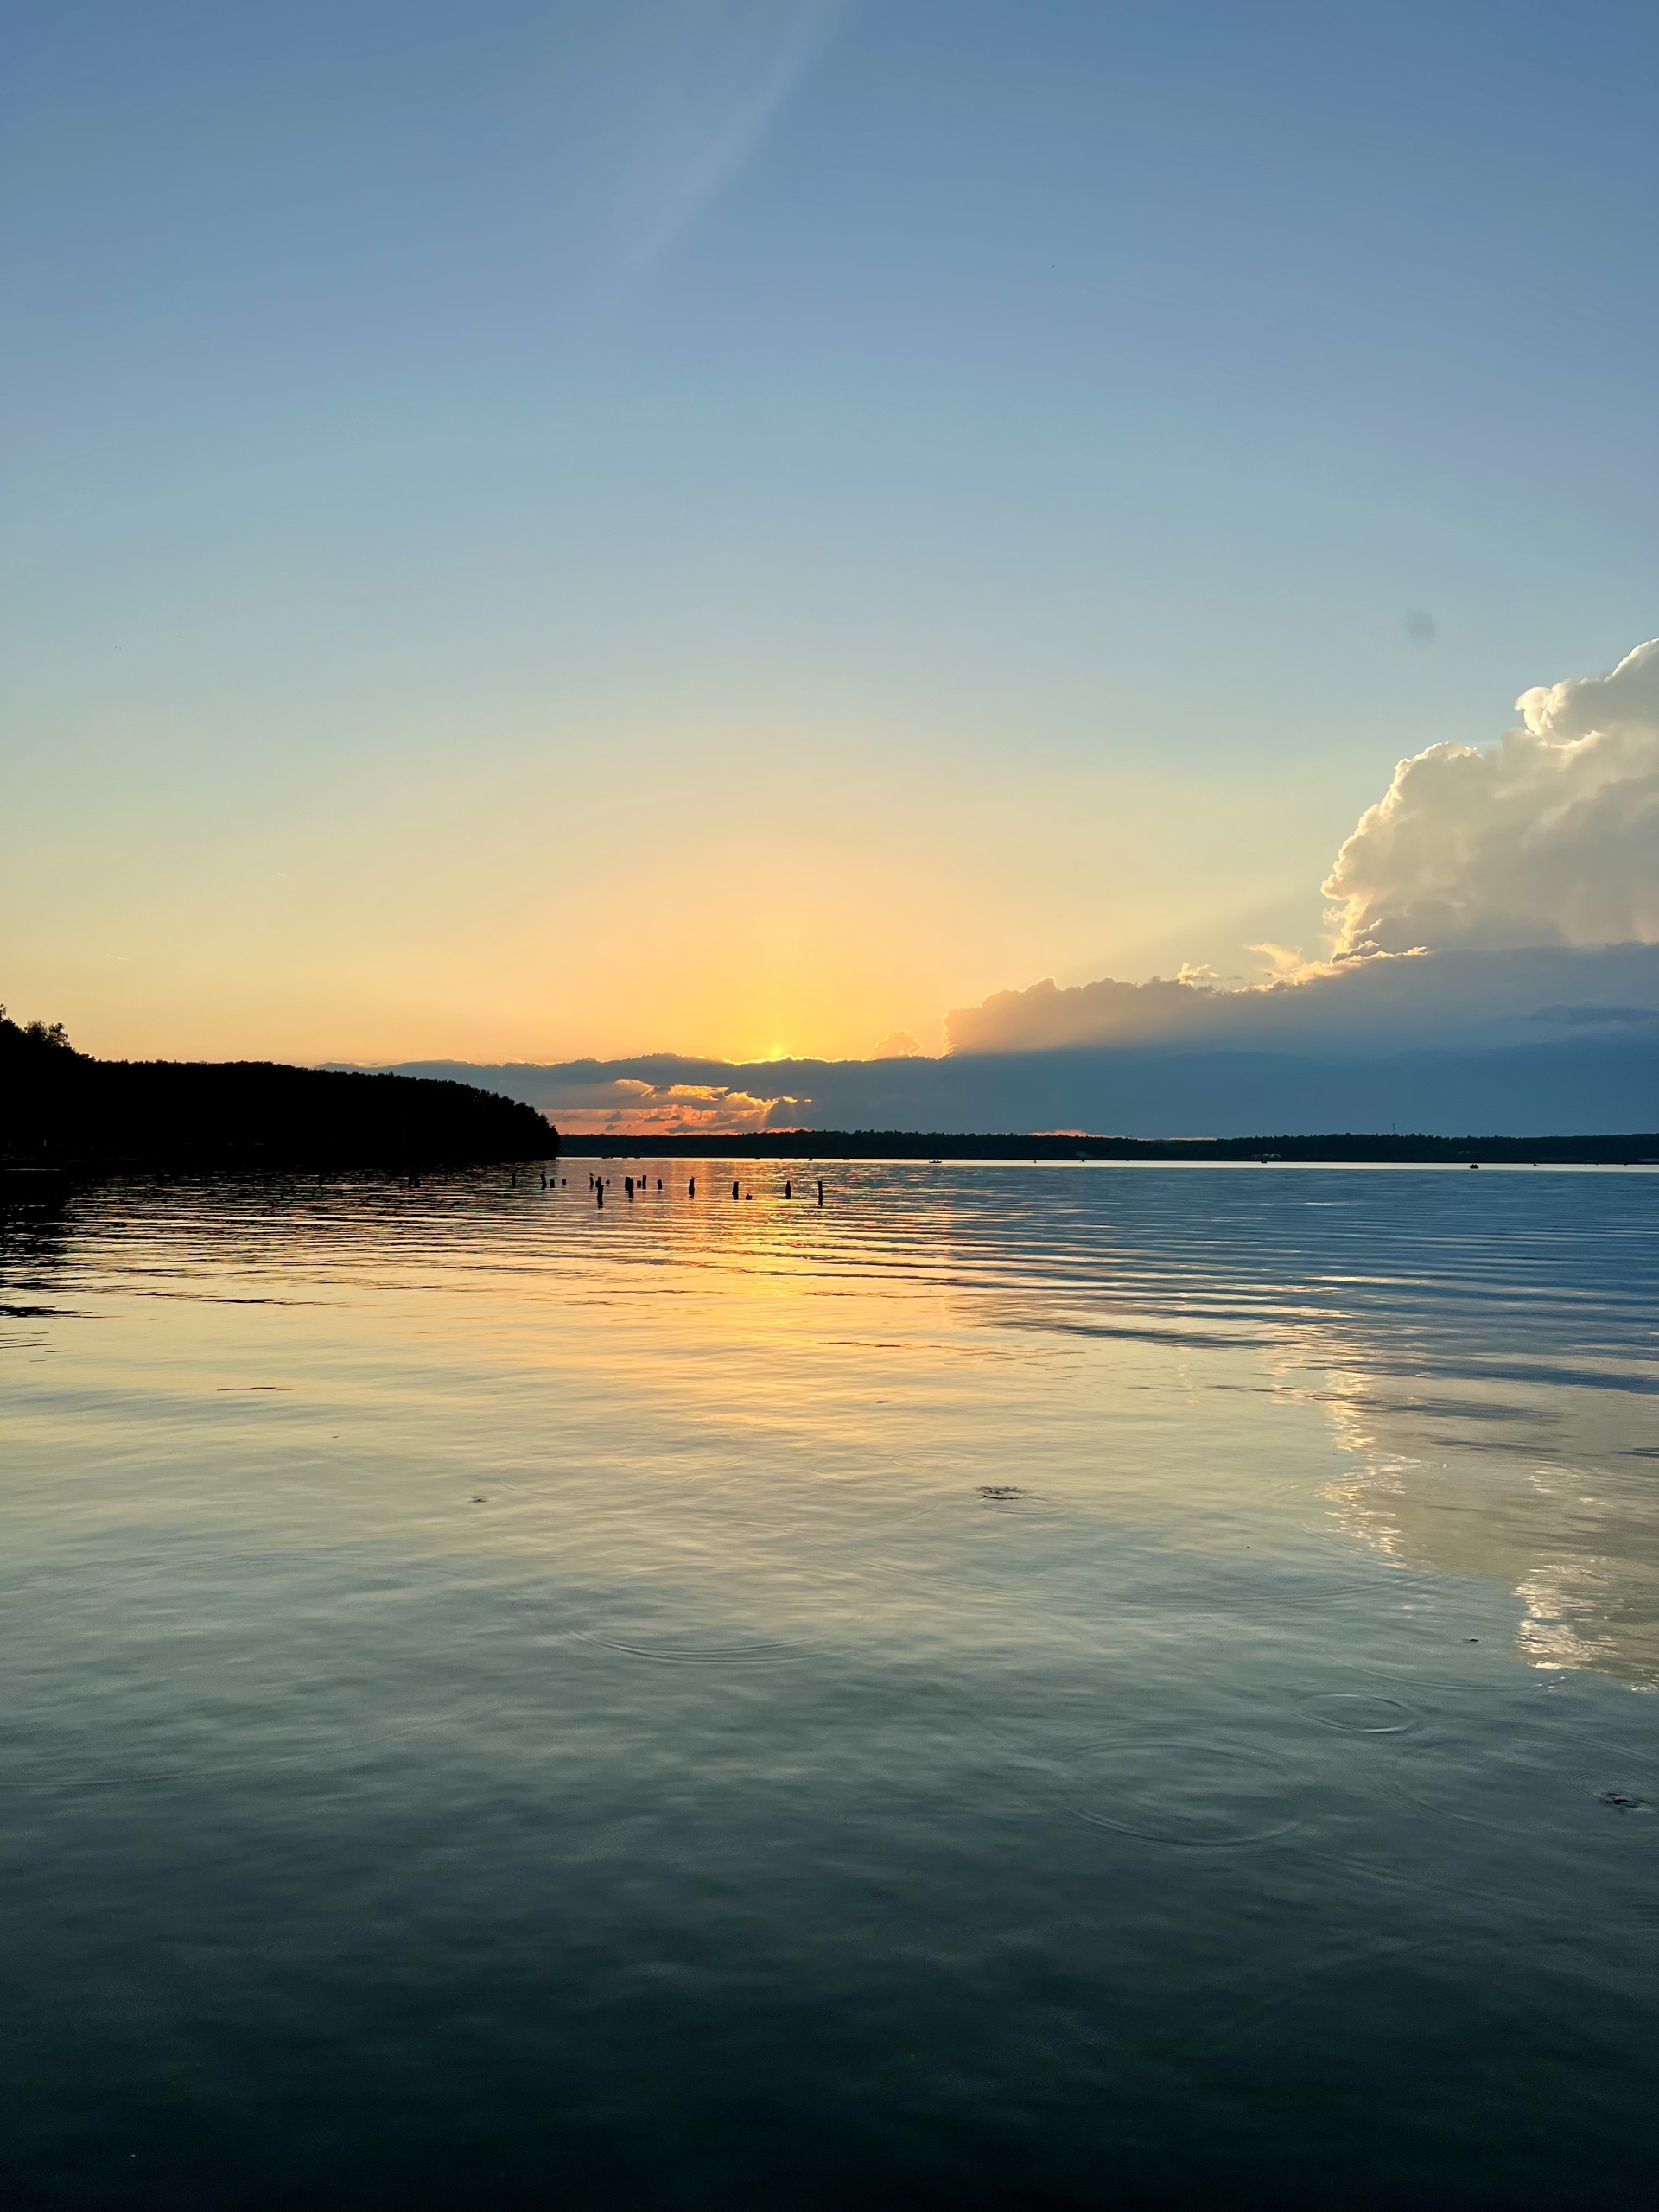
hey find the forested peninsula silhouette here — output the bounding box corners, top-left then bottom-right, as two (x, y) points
(0, 1013), (555, 1174)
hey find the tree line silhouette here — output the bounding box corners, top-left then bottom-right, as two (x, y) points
(1, 1010), (556, 1171)
(559, 1127), (1658, 1166)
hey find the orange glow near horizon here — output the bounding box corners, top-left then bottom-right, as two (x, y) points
(4, 728), (1354, 1073)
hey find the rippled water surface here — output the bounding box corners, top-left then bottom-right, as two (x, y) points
(3, 1162), (1656, 2209)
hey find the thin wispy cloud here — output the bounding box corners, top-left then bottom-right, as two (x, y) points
(609, 0), (853, 277)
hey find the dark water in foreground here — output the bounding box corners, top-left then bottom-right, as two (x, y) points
(2, 1162), (1656, 2209)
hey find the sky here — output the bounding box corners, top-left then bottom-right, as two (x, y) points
(3, 0), (1656, 1070)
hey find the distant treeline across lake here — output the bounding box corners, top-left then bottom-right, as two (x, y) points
(562, 1128), (1659, 1166)
(1, 1014), (555, 1172)
(5, 1007), (1652, 1174)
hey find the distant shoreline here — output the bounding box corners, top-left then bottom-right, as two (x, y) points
(560, 1129), (1659, 1165)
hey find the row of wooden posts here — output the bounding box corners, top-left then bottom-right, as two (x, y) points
(574, 1170), (823, 1207)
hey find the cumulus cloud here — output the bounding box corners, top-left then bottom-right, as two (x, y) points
(472, 1070), (803, 1135)
(376, 646), (1659, 1138)
(1325, 638), (1659, 955)
(948, 639), (1659, 1056)
(551, 1081), (802, 1135)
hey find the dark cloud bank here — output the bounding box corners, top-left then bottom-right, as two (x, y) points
(383, 1027), (1656, 1141)
(376, 642), (1659, 1135)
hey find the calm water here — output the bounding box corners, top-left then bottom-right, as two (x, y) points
(2, 1162), (1656, 2209)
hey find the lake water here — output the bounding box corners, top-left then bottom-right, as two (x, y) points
(3, 1162), (1656, 2209)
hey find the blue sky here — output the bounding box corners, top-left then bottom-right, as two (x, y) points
(3, 0), (1654, 1064)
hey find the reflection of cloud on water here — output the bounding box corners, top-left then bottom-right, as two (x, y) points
(912, 1163), (1658, 1694)
(914, 1167), (1658, 1694)
(1275, 1342), (1659, 1691)
(1512, 1563), (1620, 1672)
